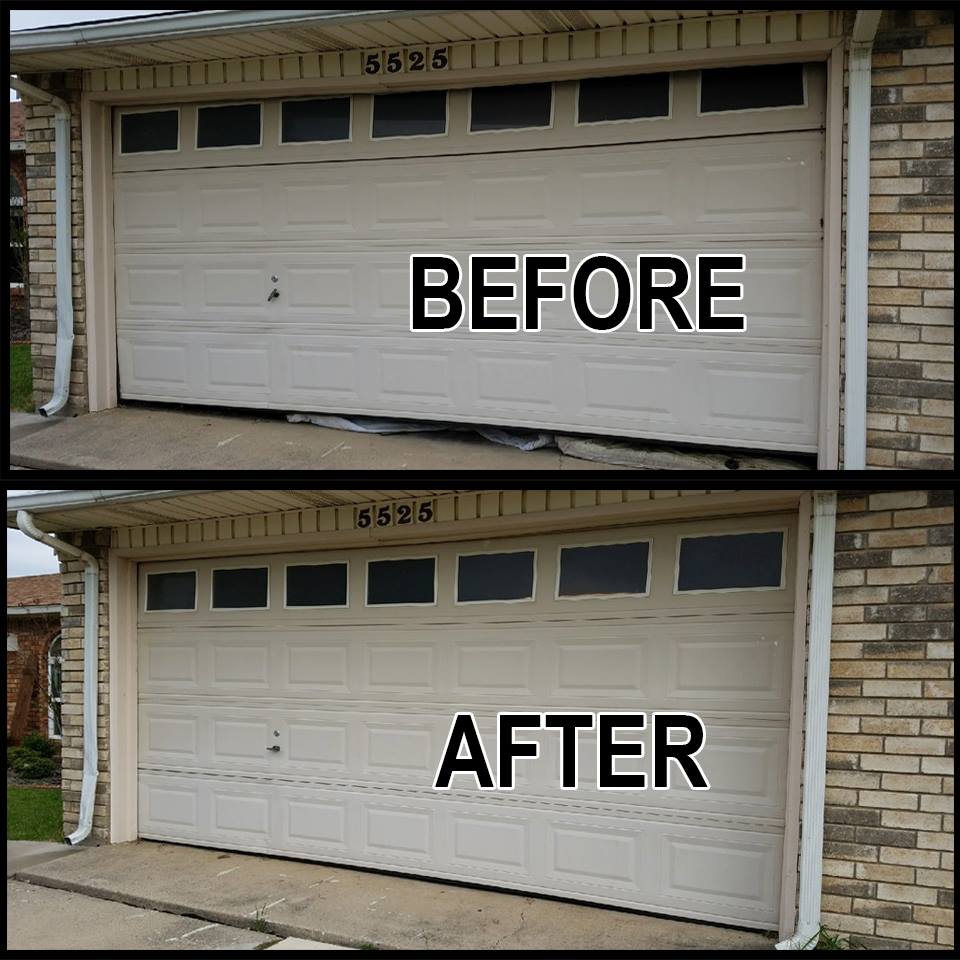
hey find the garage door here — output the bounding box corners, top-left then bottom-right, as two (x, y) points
(114, 63), (825, 452)
(137, 511), (797, 929)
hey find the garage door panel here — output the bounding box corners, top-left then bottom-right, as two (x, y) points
(138, 704), (785, 820)
(118, 329), (819, 450)
(139, 617), (792, 711)
(137, 772), (782, 927)
(115, 133), (822, 244)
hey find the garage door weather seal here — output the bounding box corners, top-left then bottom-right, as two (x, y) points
(16, 510), (99, 845)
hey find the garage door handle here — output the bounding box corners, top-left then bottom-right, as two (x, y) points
(266, 745), (281, 752)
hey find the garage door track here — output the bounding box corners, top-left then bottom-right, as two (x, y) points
(12, 840), (775, 950)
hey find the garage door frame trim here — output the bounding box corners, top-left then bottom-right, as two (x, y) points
(81, 35), (844, 467)
(108, 489), (818, 939)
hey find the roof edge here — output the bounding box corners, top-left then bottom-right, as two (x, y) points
(10, 9), (445, 55)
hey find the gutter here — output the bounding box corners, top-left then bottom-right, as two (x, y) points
(6, 488), (212, 517)
(843, 10), (883, 469)
(776, 491), (837, 949)
(15, 511), (99, 846)
(9, 77), (74, 417)
(10, 9), (442, 52)
(6, 604), (63, 616)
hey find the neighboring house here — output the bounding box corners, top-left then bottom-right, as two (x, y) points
(7, 9), (955, 469)
(9, 99), (27, 300)
(4, 487), (953, 949)
(6, 572), (62, 740)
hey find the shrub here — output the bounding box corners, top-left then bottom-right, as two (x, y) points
(9, 750), (57, 780)
(20, 732), (57, 758)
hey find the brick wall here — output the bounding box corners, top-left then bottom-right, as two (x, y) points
(826, 489), (954, 949)
(58, 531), (110, 839)
(6, 612), (59, 737)
(22, 72), (87, 414)
(864, 10), (955, 469)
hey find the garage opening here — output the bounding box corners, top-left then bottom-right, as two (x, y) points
(137, 511), (798, 929)
(113, 63), (825, 454)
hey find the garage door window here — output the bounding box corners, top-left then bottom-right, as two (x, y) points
(470, 82), (553, 132)
(372, 91), (447, 138)
(145, 570), (196, 611)
(212, 566), (269, 609)
(366, 557), (436, 605)
(281, 97), (351, 144)
(119, 109), (179, 154)
(557, 541), (651, 598)
(699, 63), (806, 113)
(577, 73), (670, 124)
(197, 102), (262, 148)
(676, 530), (785, 592)
(285, 562), (349, 608)
(457, 550), (536, 603)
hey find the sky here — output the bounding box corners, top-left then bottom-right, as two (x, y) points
(11, 9), (177, 98)
(7, 491), (60, 578)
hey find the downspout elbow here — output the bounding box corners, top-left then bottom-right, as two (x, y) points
(9, 76), (74, 418)
(15, 511), (99, 845)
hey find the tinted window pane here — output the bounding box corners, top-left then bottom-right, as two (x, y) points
(212, 567), (269, 608)
(146, 571), (195, 610)
(367, 557), (435, 604)
(286, 563), (348, 607)
(120, 109), (179, 153)
(197, 103), (261, 148)
(372, 91), (446, 138)
(579, 73), (669, 122)
(677, 531), (784, 591)
(282, 97), (350, 143)
(558, 542), (649, 597)
(458, 551), (535, 602)
(700, 64), (805, 112)
(471, 83), (552, 131)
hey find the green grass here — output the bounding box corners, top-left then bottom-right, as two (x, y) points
(6, 786), (63, 841)
(9, 342), (35, 412)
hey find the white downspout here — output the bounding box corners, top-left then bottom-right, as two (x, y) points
(16, 511), (99, 845)
(776, 491), (837, 949)
(9, 77), (74, 417)
(843, 11), (882, 469)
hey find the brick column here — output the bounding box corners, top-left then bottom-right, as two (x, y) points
(22, 71), (88, 415)
(58, 530), (111, 840)
(824, 489), (954, 948)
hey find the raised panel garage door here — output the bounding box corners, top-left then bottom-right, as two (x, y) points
(137, 512), (798, 930)
(114, 65), (825, 452)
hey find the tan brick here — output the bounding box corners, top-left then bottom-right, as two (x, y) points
(875, 919), (936, 943)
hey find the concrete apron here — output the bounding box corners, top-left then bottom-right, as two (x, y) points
(13, 840), (775, 950)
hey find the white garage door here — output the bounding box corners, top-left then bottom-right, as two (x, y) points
(137, 511), (797, 929)
(114, 63), (825, 452)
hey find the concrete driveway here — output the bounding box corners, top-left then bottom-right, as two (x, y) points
(9, 406), (621, 471)
(11, 840), (776, 951)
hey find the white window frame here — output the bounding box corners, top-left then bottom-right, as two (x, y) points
(364, 554), (438, 608)
(143, 568), (198, 613)
(283, 560), (350, 610)
(574, 74), (673, 127)
(196, 100), (264, 151)
(210, 564), (271, 610)
(454, 547), (538, 606)
(116, 104), (181, 157)
(696, 62), (809, 117)
(369, 90), (449, 141)
(279, 95), (353, 146)
(554, 537), (653, 601)
(468, 81), (555, 135)
(48, 633), (63, 740)
(673, 527), (788, 595)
